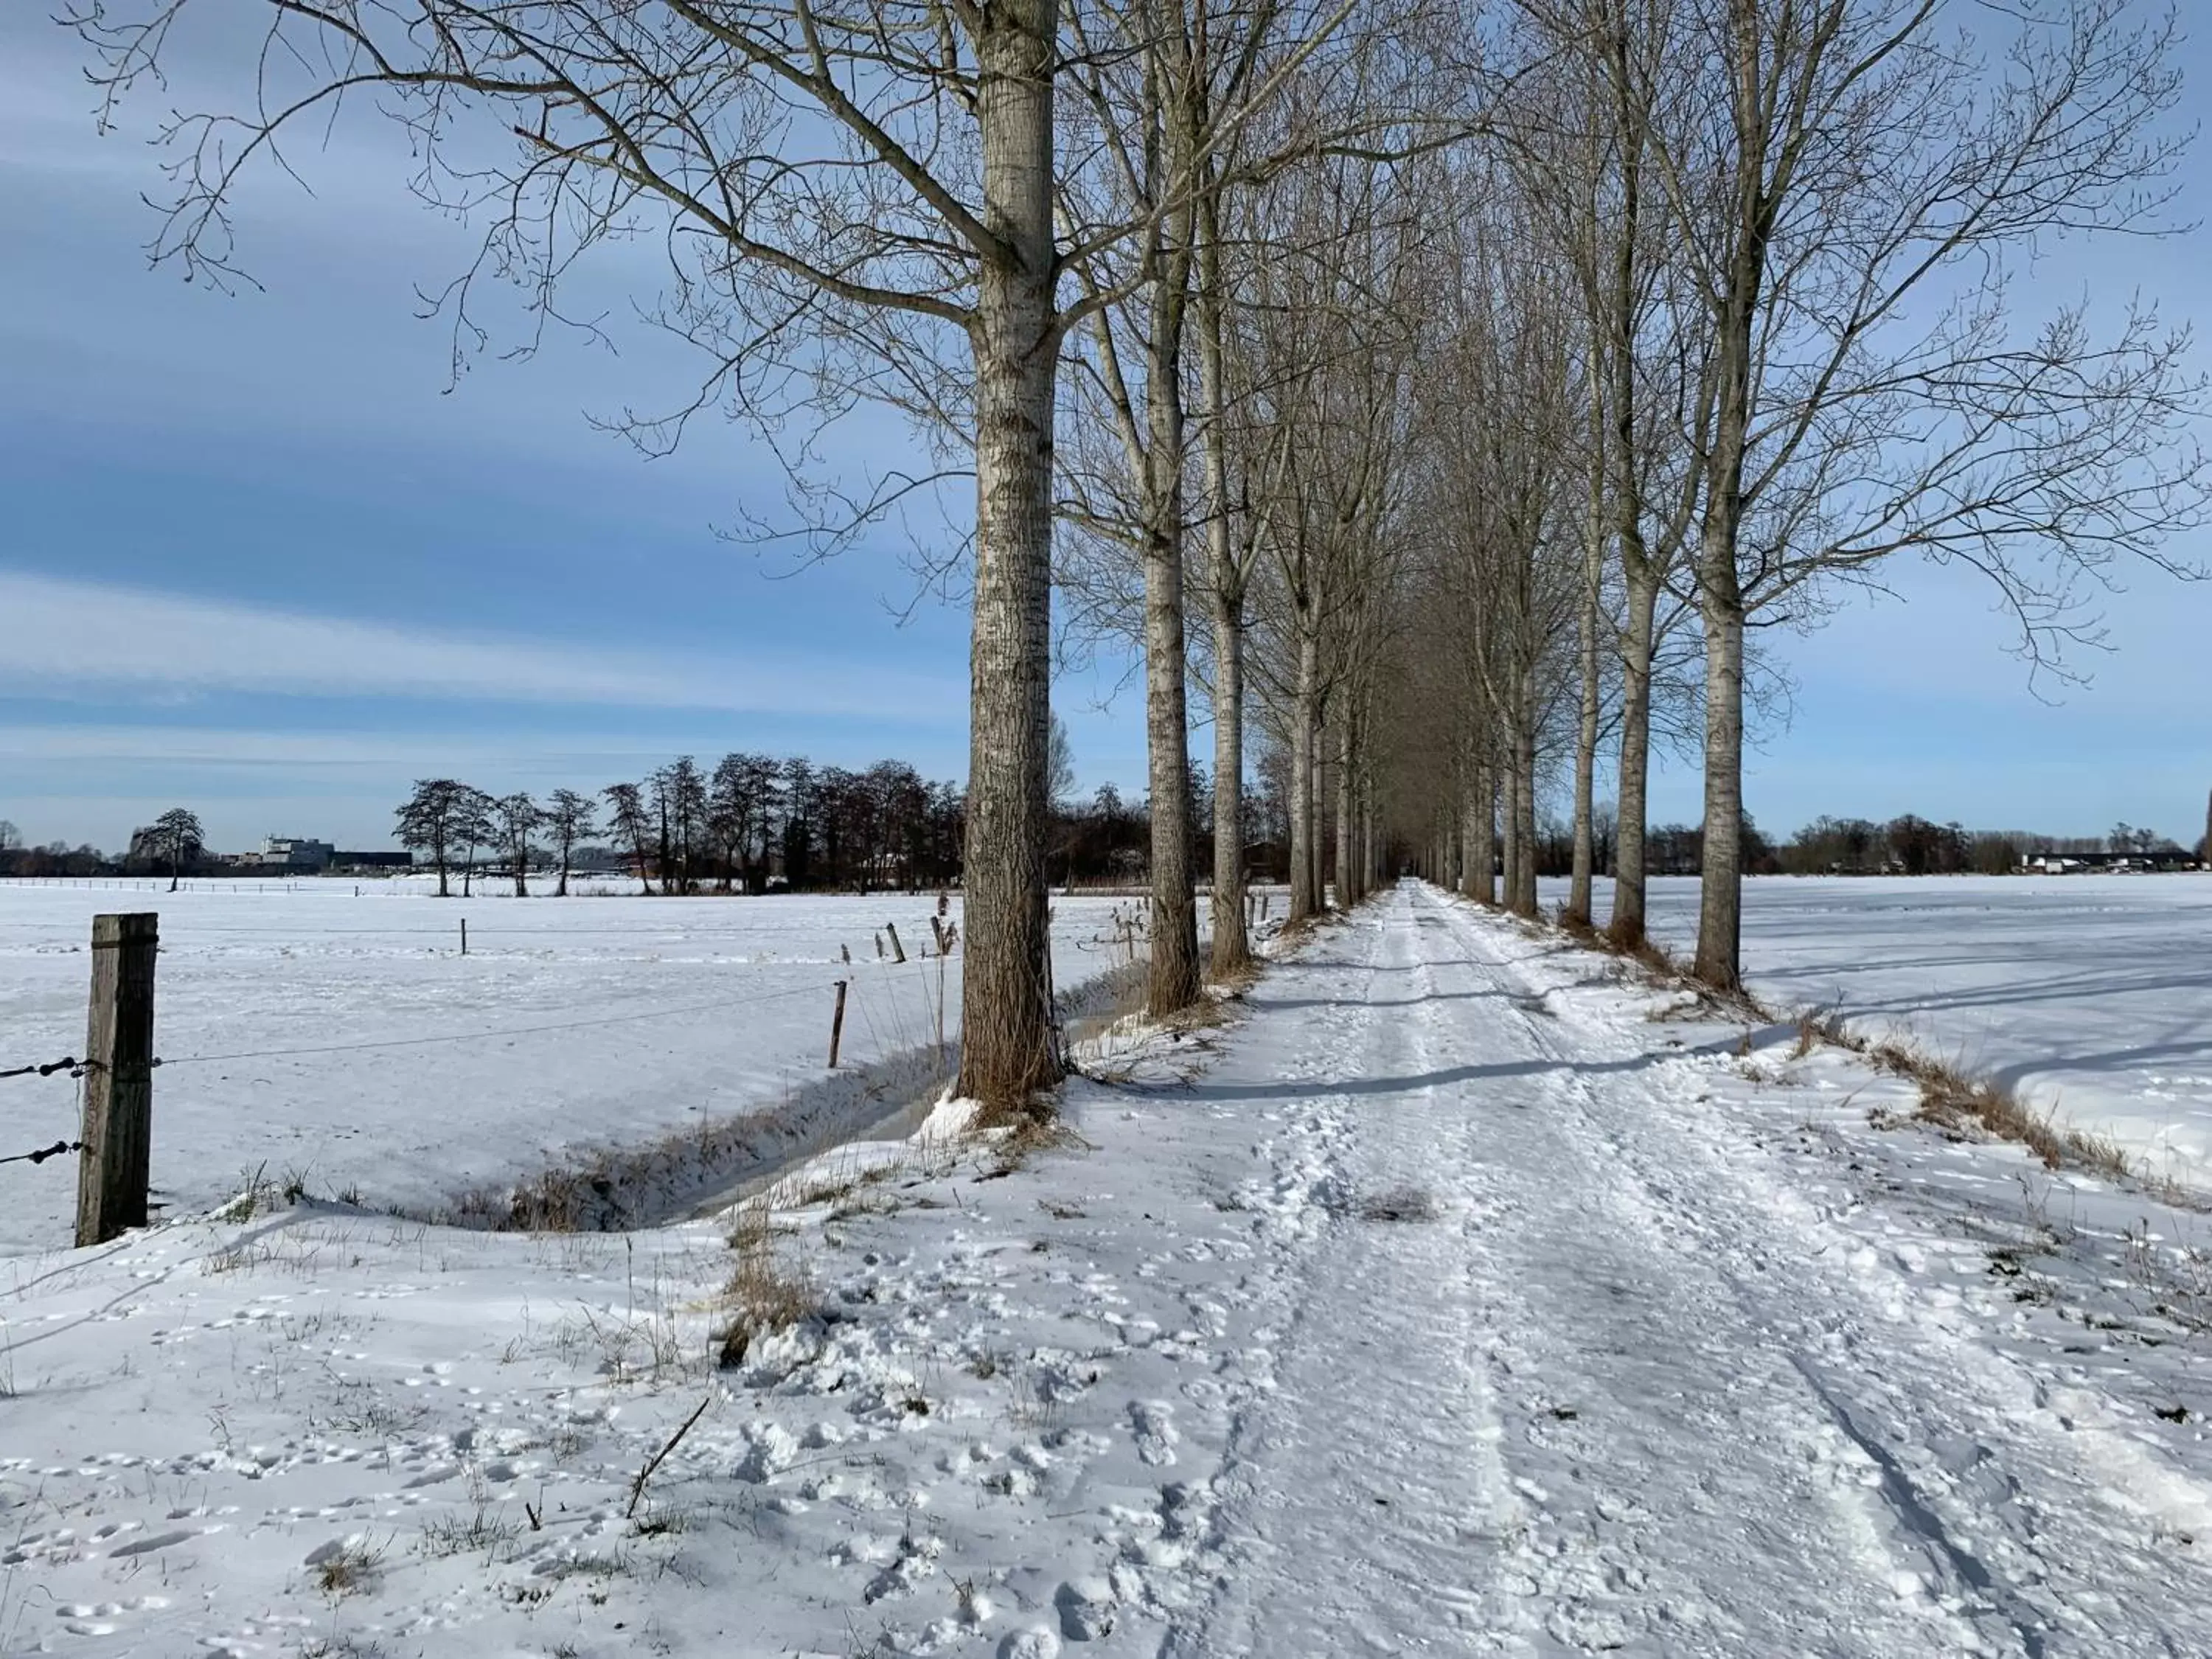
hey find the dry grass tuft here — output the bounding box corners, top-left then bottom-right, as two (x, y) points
(1792, 1008), (1849, 1060)
(313, 1540), (383, 1599)
(716, 1203), (820, 1369)
(1880, 1048), (2129, 1178)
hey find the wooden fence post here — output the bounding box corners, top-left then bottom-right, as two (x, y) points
(885, 922), (906, 964)
(77, 912), (157, 1248)
(828, 980), (849, 1068)
(460, 917), (468, 956)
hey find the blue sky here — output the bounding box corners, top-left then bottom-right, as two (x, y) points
(1, 9), (2206, 855)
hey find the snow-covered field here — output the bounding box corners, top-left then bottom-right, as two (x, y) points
(1549, 873), (2212, 1193)
(5, 884), (2210, 1657)
(0, 879), (1155, 1257)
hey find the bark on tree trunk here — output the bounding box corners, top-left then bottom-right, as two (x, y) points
(1208, 586), (1250, 975)
(1141, 245), (1201, 1017)
(1693, 558), (1747, 991)
(1197, 174), (1248, 976)
(1498, 752), (1522, 912)
(956, 1), (1062, 1110)
(1335, 721), (1357, 909)
(1289, 627), (1321, 924)
(1608, 566), (1658, 949)
(1512, 725), (1540, 917)
(1354, 779), (1371, 898)
(1567, 480), (1604, 926)
(1464, 761), (1495, 904)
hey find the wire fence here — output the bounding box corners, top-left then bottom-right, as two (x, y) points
(0, 1055), (83, 1081)
(0, 899), (1162, 1251)
(0, 1054), (90, 1171)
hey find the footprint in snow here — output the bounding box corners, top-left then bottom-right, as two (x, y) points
(1130, 1401), (1179, 1467)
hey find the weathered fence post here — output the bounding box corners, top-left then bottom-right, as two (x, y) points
(885, 922), (906, 964)
(828, 980), (849, 1068)
(460, 917), (468, 956)
(77, 912), (157, 1248)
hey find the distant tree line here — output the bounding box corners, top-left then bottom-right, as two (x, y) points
(1520, 812), (2197, 880)
(0, 810), (206, 884)
(395, 757), (967, 899)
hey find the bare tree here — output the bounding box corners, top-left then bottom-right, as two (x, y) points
(454, 786), (495, 898)
(602, 782), (655, 896)
(543, 788), (596, 896)
(1655, 0), (2202, 989)
(149, 807), (204, 893)
(493, 792), (542, 897)
(395, 779), (475, 897)
(66, 0), (1201, 1110)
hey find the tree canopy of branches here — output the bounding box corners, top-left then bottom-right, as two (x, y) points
(72, 0), (2205, 1080)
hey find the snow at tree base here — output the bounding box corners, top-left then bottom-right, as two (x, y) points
(6, 883), (2211, 1657)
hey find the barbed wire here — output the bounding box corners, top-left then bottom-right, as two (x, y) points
(0, 1057), (83, 1082)
(1, 1138), (80, 1167)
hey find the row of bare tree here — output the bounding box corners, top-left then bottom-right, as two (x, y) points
(75, 0), (2200, 1109)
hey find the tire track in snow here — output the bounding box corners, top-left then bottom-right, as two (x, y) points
(1391, 884), (1974, 1657)
(1441, 886), (2212, 1656)
(1156, 898), (1524, 1655)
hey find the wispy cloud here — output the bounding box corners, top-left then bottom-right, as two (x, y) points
(0, 571), (960, 718)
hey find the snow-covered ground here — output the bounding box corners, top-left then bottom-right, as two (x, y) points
(1547, 873), (2212, 1194)
(6, 883), (2211, 1657)
(0, 880), (1158, 1257)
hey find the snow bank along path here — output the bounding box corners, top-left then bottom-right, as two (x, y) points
(0, 880), (1148, 1256)
(1549, 872), (2212, 1194)
(7, 880), (2209, 1657)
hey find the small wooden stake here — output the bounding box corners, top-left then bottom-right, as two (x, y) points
(77, 912), (158, 1248)
(828, 980), (849, 1068)
(885, 922), (906, 964)
(460, 917), (468, 956)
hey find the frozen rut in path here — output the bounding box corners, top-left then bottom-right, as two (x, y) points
(1152, 882), (2212, 1657)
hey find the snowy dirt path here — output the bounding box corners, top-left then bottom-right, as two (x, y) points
(1152, 883), (2212, 1658)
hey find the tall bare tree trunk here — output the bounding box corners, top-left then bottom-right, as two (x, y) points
(1694, 557), (1747, 991)
(1198, 184), (1250, 975)
(1498, 745), (1524, 914)
(1141, 237), (1202, 1015)
(1289, 627), (1321, 923)
(1609, 566), (1658, 948)
(1512, 724), (1540, 917)
(1208, 586), (1250, 973)
(1567, 459), (1604, 926)
(958, 1), (1063, 1109)
(1464, 760), (1495, 903)
(1354, 779), (1371, 898)
(1335, 720), (1357, 908)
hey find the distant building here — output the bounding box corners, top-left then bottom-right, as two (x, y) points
(2020, 848), (2197, 874)
(262, 836), (335, 872)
